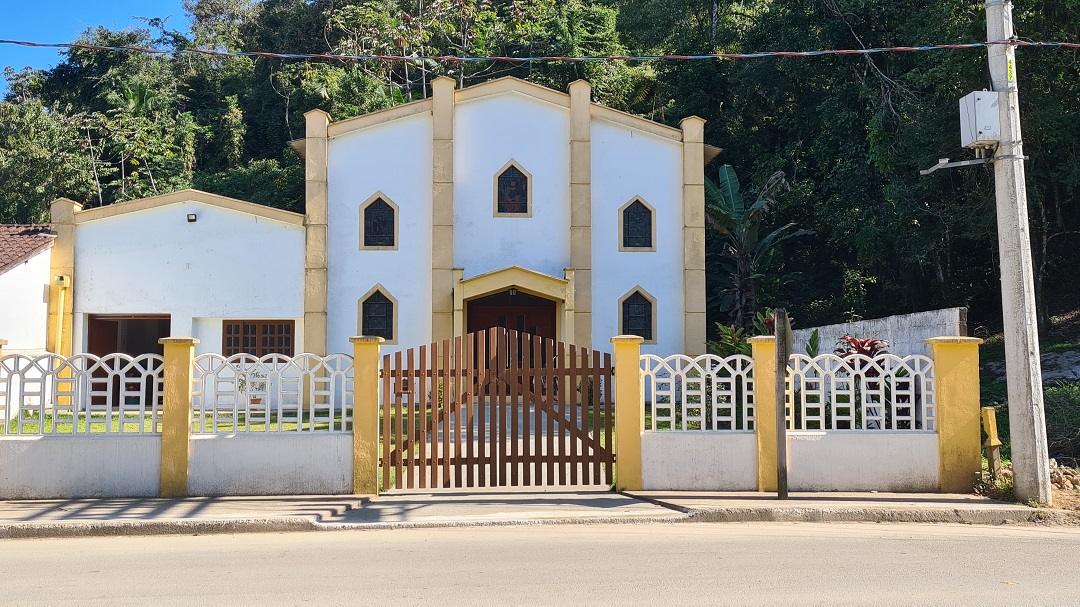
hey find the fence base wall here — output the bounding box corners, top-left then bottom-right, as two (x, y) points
(188, 434), (353, 496)
(787, 432), (940, 492)
(641, 432), (757, 491)
(0, 436), (161, 499)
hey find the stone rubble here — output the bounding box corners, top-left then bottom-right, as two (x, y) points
(1050, 459), (1080, 491)
(983, 350), (1080, 382)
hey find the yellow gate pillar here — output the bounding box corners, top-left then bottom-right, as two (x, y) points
(159, 337), (198, 498)
(611, 336), (643, 491)
(749, 336), (779, 492)
(926, 337), (983, 493)
(351, 336), (383, 495)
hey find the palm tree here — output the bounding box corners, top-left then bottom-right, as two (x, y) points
(705, 164), (810, 330)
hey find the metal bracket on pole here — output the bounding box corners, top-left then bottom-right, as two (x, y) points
(919, 157), (992, 176)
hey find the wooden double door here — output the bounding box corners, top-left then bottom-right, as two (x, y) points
(467, 290), (556, 341)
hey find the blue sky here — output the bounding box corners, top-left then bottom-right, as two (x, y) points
(1, 1), (191, 93)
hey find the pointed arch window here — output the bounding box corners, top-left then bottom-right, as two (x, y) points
(619, 198), (655, 251)
(359, 287), (397, 343)
(494, 161), (532, 216)
(619, 288), (656, 343)
(359, 193), (399, 250)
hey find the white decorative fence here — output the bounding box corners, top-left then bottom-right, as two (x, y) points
(0, 353), (164, 435)
(640, 354), (755, 431)
(639, 351), (940, 492)
(191, 353), (354, 433)
(786, 354), (936, 432)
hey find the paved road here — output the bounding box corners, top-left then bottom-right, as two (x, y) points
(4, 522), (1079, 605)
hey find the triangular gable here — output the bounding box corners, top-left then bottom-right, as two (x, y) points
(72, 189), (305, 226)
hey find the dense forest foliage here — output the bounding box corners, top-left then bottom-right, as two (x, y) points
(2, 0), (1078, 335)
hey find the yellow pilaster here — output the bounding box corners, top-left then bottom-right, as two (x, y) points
(750, 336), (778, 492)
(680, 117), (707, 356)
(304, 109), (331, 356)
(926, 337), (983, 493)
(48, 198), (81, 356)
(351, 336), (383, 495)
(569, 80), (592, 348)
(158, 337), (198, 498)
(0, 339), (7, 357)
(611, 335), (643, 490)
(431, 76), (456, 342)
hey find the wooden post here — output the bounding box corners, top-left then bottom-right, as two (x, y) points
(159, 337), (198, 498)
(774, 309), (791, 500)
(982, 406), (1003, 480)
(351, 336), (383, 495)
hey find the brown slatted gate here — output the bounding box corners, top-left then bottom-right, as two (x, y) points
(379, 328), (614, 489)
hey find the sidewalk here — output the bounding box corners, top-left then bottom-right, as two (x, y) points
(0, 489), (1069, 539)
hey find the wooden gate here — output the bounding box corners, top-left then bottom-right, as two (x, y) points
(379, 328), (614, 489)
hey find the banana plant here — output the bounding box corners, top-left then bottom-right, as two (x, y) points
(705, 164), (811, 330)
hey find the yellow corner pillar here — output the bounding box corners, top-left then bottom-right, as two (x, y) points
(48, 198), (81, 356)
(611, 335), (643, 491)
(158, 337), (198, 498)
(680, 117), (707, 356)
(0, 339), (7, 357)
(569, 80), (592, 348)
(351, 336), (384, 495)
(749, 336), (778, 492)
(304, 109), (331, 356)
(926, 337), (983, 493)
(431, 76), (456, 342)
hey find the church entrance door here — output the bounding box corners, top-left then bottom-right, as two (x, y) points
(466, 290), (556, 341)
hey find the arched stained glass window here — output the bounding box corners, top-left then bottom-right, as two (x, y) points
(497, 165), (529, 214)
(362, 291), (394, 340)
(621, 291), (653, 341)
(363, 198), (395, 247)
(622, 200), (653, 249)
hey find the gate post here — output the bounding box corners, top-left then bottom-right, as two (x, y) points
(749, 336), (778, 492)
(351, 336), (383, 495)
(925, 337), (983, 493)
(159, 337), (198, 498)
(611, 336), (643, 491)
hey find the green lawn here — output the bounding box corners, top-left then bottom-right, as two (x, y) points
(6, 412), (348, 434)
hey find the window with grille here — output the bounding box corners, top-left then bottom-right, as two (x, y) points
(497, 165), (529, 214)
(622, 200), (653, 249)
(223, 320), (295, 357)
(363, 198), (395, 247)
(362, 291), (394, 340)
(621, 292), (653, 341)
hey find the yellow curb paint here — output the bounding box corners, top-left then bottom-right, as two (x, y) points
(611, 336), (643, 491)
(926, 337), (983, 493)
(158, 337), (198, 498)
(749, 336), (778, 492)
(351, 336), (384, 495)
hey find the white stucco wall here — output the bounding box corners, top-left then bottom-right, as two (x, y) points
(786, 432), (940, 492)
(73, 201), (305, 354)
(793, 308), (967, 358)
(327, 113), (433, 355)
(0, 246), (51, 354)
(591, 118), (684, 355)
(641, 432), (757, 490)
(0, 436), (161, 499)
(454, 93), (571, 279)
(188, 434), (353, 496)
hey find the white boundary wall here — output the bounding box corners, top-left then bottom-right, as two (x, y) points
(641, 432), (757, 490)
(792, 307), (967, 357)
(188, 434), (352, 496)
(0, 436), (160, 499)
(786, 432), (939, 492)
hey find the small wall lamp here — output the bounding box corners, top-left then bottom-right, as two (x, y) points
(509, 287), (518, 297)
(186, 213), (197, 223)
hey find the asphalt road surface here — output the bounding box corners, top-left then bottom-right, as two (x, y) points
(4, 522), (1079, 606)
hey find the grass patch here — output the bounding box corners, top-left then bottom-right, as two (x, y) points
(7, 412), (347, 434)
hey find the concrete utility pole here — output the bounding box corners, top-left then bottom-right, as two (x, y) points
(985, 0), (1052, 504)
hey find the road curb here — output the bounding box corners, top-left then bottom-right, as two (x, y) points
(0, 517), (320, 539)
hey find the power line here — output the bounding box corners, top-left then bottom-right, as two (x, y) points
(2, 38), (1079, 64)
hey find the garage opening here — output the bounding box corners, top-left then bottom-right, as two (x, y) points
(86, 314), (172, 357)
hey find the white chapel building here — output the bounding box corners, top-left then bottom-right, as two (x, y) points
(19, 77), (717, 359)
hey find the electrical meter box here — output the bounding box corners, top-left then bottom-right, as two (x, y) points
(960, 91), (1000, 149)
